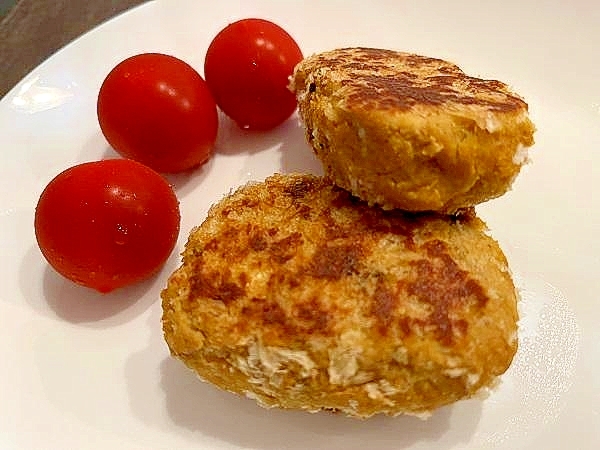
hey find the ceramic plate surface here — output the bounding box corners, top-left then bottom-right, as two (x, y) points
(1, 1), (598, 449)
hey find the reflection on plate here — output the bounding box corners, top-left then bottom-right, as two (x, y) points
(10, 75), (76, 114)
(0, 0), (599, 449)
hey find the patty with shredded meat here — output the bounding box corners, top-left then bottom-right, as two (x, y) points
(290, 47), (535, 213)
(161, 173), (518, 418)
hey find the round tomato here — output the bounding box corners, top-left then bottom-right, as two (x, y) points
(34, 159), (180, 293)
(97, 53), (218, 173)
(204, 18), (303, 130)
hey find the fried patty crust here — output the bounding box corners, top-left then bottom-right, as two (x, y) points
(290, 47), (535, 213)
(161, 174), (518, 418)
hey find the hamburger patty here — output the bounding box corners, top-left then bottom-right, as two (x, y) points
(161, 173), (518, 418)
(290, 47), (536, 213)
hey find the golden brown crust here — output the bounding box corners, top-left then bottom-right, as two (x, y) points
(161, 174), (518, 418)
(289, 47), (536, 213)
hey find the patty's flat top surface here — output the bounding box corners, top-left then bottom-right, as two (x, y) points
(294, 47), (529, 115)
(168, 174), (507, 349)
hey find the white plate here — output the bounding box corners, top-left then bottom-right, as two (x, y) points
(1, 0), (598, 449)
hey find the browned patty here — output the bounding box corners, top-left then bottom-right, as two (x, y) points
(290, 47), (535, 213)
(161, 174), (518, 418)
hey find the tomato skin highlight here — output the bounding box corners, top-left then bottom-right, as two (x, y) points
(34, 159), (180, 293)
(204, 18), (303, 130)
(97, 53), (218, 173)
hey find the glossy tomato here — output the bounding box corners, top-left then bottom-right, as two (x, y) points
(34, 159), (180, 293)
(97, 53), (218, 173)
(204, 18), (303, 130)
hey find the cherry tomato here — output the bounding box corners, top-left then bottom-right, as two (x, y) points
(97, 53), (218, 173)
(204, 18), (303, 130)
(34, 159), (180, 293)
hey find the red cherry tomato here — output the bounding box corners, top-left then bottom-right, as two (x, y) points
(204, 18), (303, 130)
(34, 159), (180, 293)
(97, 53), (218, 173)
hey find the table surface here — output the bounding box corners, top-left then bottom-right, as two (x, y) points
(0, 0), (148, 99)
